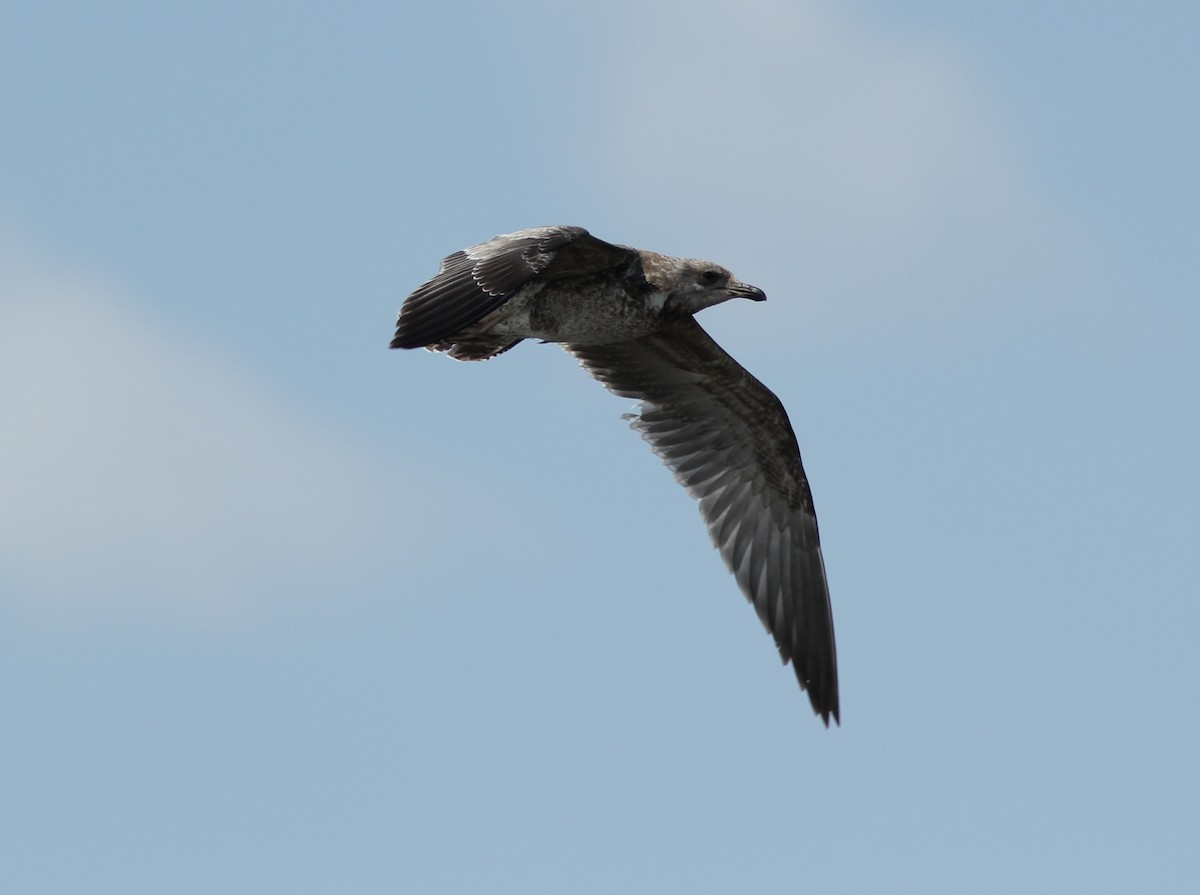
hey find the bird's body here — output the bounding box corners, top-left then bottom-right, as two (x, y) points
(392, 226), (840, 725)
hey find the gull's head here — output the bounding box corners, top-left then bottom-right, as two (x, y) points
(643, 253), (767, 316)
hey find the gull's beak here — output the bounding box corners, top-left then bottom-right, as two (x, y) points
(728, 282), (767, 302)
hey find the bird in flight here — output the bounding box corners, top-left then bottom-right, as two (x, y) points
(391, 226), (838, 725)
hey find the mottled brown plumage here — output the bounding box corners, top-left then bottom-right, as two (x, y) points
(392, 226), (839, 725)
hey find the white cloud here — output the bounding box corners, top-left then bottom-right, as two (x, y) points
(0, 232), (428, 620)
(585, 0), (1089, 339)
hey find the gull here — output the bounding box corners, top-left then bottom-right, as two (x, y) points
(391, 226), (839, 725)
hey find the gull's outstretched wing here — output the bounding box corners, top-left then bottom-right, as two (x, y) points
(568, 319), (839, 724)
(391, 226), (639, 349)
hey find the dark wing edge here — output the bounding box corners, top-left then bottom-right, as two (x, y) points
(391, 226), (639, 350)
(567, 320), (839, 725)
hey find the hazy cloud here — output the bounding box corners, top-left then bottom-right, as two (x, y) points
(0, 234), (426, 619)
(586, 0), (1090, 339)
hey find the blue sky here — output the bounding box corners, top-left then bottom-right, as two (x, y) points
(2, 1), (1197, 891)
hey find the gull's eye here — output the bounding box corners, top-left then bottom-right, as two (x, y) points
(701, 269), (721, 285)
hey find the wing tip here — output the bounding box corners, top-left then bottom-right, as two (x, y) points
(816, 701), (841, 728)
(795, 661), (840, 728)
(389, 329), (420, 350)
